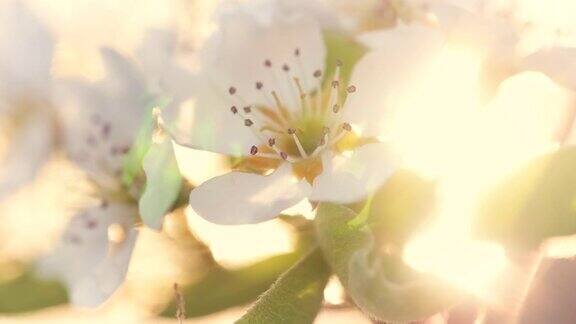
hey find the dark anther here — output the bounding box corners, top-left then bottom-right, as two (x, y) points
(243, 106), (252, 113)
(332, 80), (340, 88)
(268, 138), (276, 146)
(256, 81), (263, 90)
(250, 145), (258, 155)
(229, 87), (237, 95)
(280, 152), (288, 160)
(332, 104), (340, 113)
(313, 70), (322, 78)
(287, 128), (296, 135)
(264, 59), (272, 68)
(342, 123), (352, 131)
(230, 106), (238, 114)
(282, 64), (290, 72)
(294, 48), (301, 56)
(347, 85), (357, 93)
(244, 119), (254, 127)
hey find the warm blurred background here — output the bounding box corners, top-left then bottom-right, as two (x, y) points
(1, 0), (576, 323)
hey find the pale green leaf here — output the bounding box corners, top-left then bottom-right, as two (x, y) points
(236, 248), (330, 324)
(162, 252), (302, 318)
(476, 147), (576, 252)
(315, 203), (461, 323)
(139, 137), (182, 229)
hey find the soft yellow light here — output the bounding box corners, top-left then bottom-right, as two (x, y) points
(396, 47), (565, 299)
(185, 207), (295, 268)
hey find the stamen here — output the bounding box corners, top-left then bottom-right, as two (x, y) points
(342, 122), (352, 132)
(293, 77), (310, 113)
(244, 119), (254, 127)
(264, 59), (272, 68)
(272, 91), (290, 121)
(230, 106), (238, 114)
(280, 152), (288, 160)
(282, 64), (291, 72)
(250, 145), (258, 155)
(294, 48), (301, 57)
(268, 138), (276, 147)
(311, 133), (329, 157)
(347, 85), (357, 93)
(327, 62), (342, 115)
(243, 106), (252, 113)
(256, 81), (263, 90)
(289, 129), (309, 158)
(313, 70), (322, 78)
(229, 87), (237, 95)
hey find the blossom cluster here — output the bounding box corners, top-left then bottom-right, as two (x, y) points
(1, 0), (575, 322)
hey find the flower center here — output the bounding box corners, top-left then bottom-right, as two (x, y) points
(227, 48), (358, 166)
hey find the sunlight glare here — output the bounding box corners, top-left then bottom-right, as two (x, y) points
(396, 47), (562, 299)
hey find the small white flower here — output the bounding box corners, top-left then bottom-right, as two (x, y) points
(163, 1), (397, 225)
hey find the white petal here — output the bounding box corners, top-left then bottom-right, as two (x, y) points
(200, 1), (326, 113)
(488, 71), (576, 148)
(36, 202), (138, 307)
(0, 108), (53, 197)
(311, 142), (397, 204)
(342, 24), (445, 138)
(189, 163), (311, 225)
(270, 0), (343, 31)
(0, 1), (53, 100)
(161, 75), (261, 157)
(136, 28), (196, 101)
(55, 49), (150, 187)
(430, 3), (518, 63)
(522, 47), (576, 91)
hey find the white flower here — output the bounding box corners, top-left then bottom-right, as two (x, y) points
(36, 202), (138, 307)
(162, 1), (397, 225)
(38, 48), (149, 307)
(40, 40), (185, 306)
(0, 1), (55, 198)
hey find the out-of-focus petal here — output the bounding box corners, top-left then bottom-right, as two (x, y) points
(36, 202), (138, 307)
(189, 163), (311, 225)
(0, 108), (53, 197)
(0, 1), (53, 101)
(522, 47), (576, 91)
(311, 142), (397, 204)
(489, 71), (576, 148)
(55, 49), (150, 188)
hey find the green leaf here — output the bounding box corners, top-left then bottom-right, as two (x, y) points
(368, 170), (437, 245)
(315, 203), (461, 323)
(139, 137), (182, 229)
(476, 147), (576, 252)
(0, 270), (67, 313)
(162, 252), (302, 318)
(236, 248), (330, 324)
(122, 96), (171, 187)
(323, 31), (367, 83)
